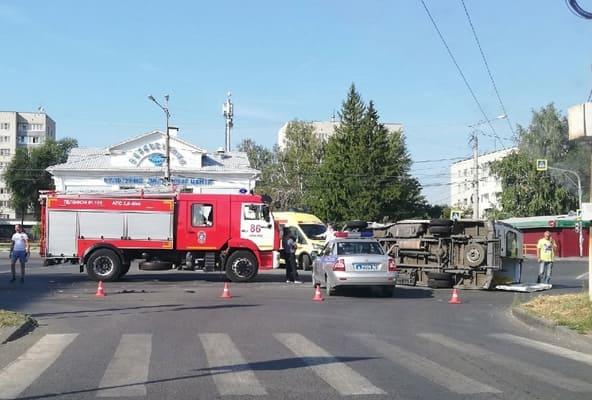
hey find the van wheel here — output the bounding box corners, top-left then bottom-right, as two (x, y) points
(86, 249), (121, 282)
(427, 278), (453, 289)
(226, 250), (258, 282)
(299, 254), (312, 271)
(465, 243), (486, 267)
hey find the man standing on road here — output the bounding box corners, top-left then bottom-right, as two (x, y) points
(536, 230), (557, 284)
(9, 224), (30, 283)
(282, 227), (301, 283)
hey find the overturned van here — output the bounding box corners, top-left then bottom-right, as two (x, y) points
(358, 219), (524, 290)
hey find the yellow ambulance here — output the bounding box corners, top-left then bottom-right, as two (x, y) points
(273, 211), (327, 270)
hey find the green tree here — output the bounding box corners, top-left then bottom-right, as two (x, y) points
(517, 103), (590, 202)
(272, 120), (323, 210)
(3, 148), (34, 223)
(306, 84), (424, 224)
(3, 138), (78, 222)
(489, 152), (577, 217)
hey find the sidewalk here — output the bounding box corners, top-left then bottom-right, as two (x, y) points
(511, 307), (592, 347)
(0, 318), (37, 344)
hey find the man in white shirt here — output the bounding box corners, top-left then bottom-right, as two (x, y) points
(10, 224), (30, 283)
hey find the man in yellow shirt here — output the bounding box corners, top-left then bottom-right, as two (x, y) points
(536, 230), (557, 284)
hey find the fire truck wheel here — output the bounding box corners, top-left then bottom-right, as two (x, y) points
(465, 243), (486, 267)
(299, 254), (312, 271)
(138, 260), (172, 270)
(86, 249), (121, 282)
(225, 251), (258, 282)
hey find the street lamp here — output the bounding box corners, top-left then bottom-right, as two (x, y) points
(468, 114), (507, 219)
(148, 94), (171, 184)
(548, 166), (583, 257)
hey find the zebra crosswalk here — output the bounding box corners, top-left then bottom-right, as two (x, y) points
(0, 331), (591, 399)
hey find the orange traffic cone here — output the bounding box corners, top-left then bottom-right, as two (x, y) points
(448, 288), (461, 304)
(221, 282), (232, 299)
(95, 280), (106, 297)
(313, 284), (324, 301)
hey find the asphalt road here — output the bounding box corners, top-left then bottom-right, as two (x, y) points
(0, 256), (590, 399)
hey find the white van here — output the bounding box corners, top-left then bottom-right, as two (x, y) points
(273, 211), (326, 270)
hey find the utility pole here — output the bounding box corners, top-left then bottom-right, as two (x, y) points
(468, 114), (507, 219)
(148, 94), (171, 184)
(471, 130), (479, 219)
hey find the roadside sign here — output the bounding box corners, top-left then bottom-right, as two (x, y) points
(536, 159), (547, 171)
(576, 209), (582, 221)
(582, 203), (592, 221)
(450, 210), (462, 221)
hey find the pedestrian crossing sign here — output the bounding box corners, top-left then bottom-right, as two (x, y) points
(536, 159), (547, 171)
(451, 210), (462, 221)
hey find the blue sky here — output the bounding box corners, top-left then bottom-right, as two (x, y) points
(1, 1), (591, 205)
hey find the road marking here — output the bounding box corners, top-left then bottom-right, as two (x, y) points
(0, 333), (78, 399)
(199, 333), (267, 396)
(491, 333), (592, 366)
(353, 334), (500, 394)
(97, 334), (152, 397)
(576, 272), (589, 280)
(275, 333), (385, 395)
(419, 333), (592, 392)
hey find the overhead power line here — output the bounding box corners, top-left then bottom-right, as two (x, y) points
(460, 0), (515, 142)
(419, 0), (498, 135)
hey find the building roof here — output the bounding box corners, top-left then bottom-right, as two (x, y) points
(47, 131), (257, 173)
(503, 215), (589, 228)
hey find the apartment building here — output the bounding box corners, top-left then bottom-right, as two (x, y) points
(0, 111), (56, 222)
(450, 147), (517, 218)
(277, 120), (403, 150)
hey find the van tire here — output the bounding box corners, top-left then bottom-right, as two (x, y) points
(344, 220), (368, 230)
(429, 219), (453, 227)
(465, 243), (486, 267)
(427, 278), (453, 289)
(427, 272), (452, 281)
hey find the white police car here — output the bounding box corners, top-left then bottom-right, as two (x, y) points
(311, 231), (398, 297)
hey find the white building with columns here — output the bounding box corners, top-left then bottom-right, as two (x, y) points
(47, 130), (260, 194)
(450, 147), (517, 217)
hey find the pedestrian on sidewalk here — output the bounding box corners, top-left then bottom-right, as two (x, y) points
(536, 230), (557, 284)
(9, 224), (30, 283)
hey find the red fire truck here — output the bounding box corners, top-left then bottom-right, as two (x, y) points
(39, 190), (280, 282)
